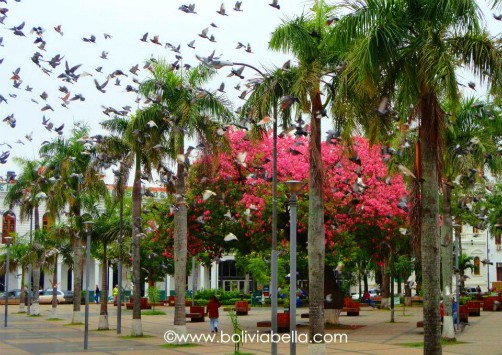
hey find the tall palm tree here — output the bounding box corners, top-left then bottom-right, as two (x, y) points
(40, 124), (107, 323)
(98, 115), (135, 333)
(100, 111), (159, 336)
(268, 1), (342, 347)
(333, 1), (501, 352)
(138, 61), (232, 340)
(3, 158), (48, 315)
(440, 97), (502, 339)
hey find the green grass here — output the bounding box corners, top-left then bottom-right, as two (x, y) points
(142, 310), (166, 315)
(161, 343), (199, 349)
(46, 318), (64, 321)
(120, 335), (155, 339)
(29, 314), (42, 317)
(225, 352), (255, 355)
(15, 311), (27, 314)
(64, 322), (84, 326)
(398, 340), (468, 348)
(91, 328), (116, 332)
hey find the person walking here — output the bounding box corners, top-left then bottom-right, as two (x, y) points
(94, 285), (100, 304)
(113, 285), (119, 304)
(206, 295), (221, 333)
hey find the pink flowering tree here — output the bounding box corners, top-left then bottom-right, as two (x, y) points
(182, 129), (408, 262)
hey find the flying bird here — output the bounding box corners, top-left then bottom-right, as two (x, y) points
(94, 78), (109, 93)
(224, 233), (238, 242)
(217, 3), (228, 16)
(83, 34), (96, 43)
(234, 1), (243, 11)
(269, 0), (280, 9)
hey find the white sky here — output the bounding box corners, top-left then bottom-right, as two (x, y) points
(0, 0), (499, 181)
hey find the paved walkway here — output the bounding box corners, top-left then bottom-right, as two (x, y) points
(0, 303), (501, 354)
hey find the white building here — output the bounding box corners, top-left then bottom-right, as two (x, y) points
(1, 178), (239, 299)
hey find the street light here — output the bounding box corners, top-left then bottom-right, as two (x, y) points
(83, 221), (94, 350)
(285, 180), (304, 355)
(452, 223), (461, 331)
(4, 236), (12, 327)
(117, 197), (124, 334)
(202, 57), (281, 355)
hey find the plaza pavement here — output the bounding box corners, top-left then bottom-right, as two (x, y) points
(0, 302), (501, 354)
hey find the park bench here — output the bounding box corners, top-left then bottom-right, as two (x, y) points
(235, 301), (250, 315)
(466, 301), (481, 316)
(343, 298), (360, 316)
(301, 298), (360, 319)
(126, 297), (151, 310)
(185, 306), (205, 322)
(257, 312), (290, 332)
(166, 295), (175, 306)
(482, 296), (501, 311)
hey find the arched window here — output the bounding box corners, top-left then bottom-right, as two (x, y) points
(42, 212), (53, 231)
(2, 211), (16, 244)
(474, 257), (481, 276)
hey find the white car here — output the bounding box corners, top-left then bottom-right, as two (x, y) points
(351, 288), (380, 301)
(38, 289), (65, 304)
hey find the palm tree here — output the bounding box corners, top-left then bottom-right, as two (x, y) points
(440, 97), (502, 339)
(333, 1), (501, 352)
(40, 124), (107, 323)
(3, 158), (48, 315)
(267, 1), (342, 346)
(45, 225), (73, 318)
(138, 61), (232, 339)
(458, 253), (475, 291)
(98, 115), (134, 333)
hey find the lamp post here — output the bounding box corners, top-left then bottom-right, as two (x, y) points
(203, 58), (281, 355)
(453, 224), (460, 331)
(4, 236), (12, 327)
(486, 229), (491, 291)
(83, 221), (94, 350)
(285, 180), (304, 355)
(117, 197), (123, 334)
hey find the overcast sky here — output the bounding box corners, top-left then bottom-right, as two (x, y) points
(0, 0), (499, 181)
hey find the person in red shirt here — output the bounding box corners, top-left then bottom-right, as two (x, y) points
(206, 295), (221, 333)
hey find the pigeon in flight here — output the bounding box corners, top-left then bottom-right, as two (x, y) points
(269, 0), (280, 9)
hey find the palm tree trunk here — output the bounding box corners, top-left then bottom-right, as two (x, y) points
(131, 155), (143, 336)
(419, 91), (442, 354)
(173, 144), (188, 343)
(31, 265), (41, 315)
(98, 243), (109, 330)
(51, 255), (58, 318)
(441, 184), (455, 339)
(308, 90), (325, 353)
(72, 232), (83, 323)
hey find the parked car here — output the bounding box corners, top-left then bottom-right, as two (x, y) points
(38, 289), (65, 304)
(63, 290), (74, 304)
(352, 288), (380, 301)
(464, 287), (480, 296)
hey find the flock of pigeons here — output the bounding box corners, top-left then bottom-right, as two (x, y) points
(0, 1), (286, 170)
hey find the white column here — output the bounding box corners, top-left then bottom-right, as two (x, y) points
(71, 270), (75, 291)
(210, 261), (219, 289)
(94, 260), (100, 290)
(57, 256), (62, 290)
(198, 264), (205, 290)
(17, 266), (22, 288)
(108, 266), (114, 295)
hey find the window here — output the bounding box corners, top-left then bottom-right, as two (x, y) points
(473, 227), (480, 234)
(2, 211), (16, 244)
(495, 234), (501, 246)
(42, 213), (53, 231)
(473, 257), (480, 276)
